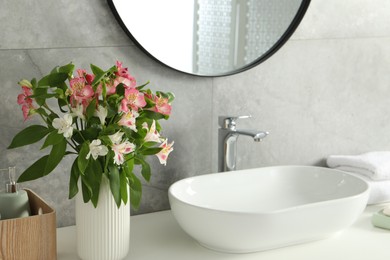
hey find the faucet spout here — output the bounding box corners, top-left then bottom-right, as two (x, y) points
(218, 116), (269, 172)
(234, 129), (269, 142)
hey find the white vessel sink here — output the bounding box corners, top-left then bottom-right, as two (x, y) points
(168, 166), (369, 253)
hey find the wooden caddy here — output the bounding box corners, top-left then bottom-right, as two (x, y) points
(0, 189), (57, 260)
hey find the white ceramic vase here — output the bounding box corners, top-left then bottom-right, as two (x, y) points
(75, 177), (130, 260)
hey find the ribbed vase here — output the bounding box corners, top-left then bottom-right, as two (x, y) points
(75, 177), (130, 260)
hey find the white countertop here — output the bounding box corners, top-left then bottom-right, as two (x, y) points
(57, 204), (390, 260)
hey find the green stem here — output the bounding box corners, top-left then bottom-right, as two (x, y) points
(74, 129), (87, 142)
(71, 139), (79, 152)
(38, 113), (49, 125)
(67, 140), (77, 151)
(43, 103), (58, 117)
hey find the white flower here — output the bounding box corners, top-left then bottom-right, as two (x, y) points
(108, 131), (135, 165)
(94, 105), (107, 125)
(156, 139), (174, 166)
(70, 104), (85, 120)
(112, 141), (135, 165)
(86, 139), (108, 160)
(109, 131), (124, 145)
(52, 114), (74, 139)
(118, 110), (139, 132)
(142, 120), (163, 143)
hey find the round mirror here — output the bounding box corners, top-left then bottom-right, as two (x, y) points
(108, 0), (310, 77)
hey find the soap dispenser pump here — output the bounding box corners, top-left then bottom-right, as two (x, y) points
(0, 167), (31, 220)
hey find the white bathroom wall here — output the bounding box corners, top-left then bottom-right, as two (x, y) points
(1, 0), (389, 226)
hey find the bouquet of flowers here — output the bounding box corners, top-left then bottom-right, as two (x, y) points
(8, 61), (174, 209)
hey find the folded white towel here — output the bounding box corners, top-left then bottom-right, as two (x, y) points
(342, 172), (390, 205)
(327, 151), (390, 181)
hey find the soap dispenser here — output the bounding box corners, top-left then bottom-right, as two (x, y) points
(0, 167), (31, 220)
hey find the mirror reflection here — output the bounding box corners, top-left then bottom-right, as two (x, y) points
(109, 0), (309, 76)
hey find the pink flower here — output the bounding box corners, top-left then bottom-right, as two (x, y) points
(118, 110), (139, 131)
(105, 81), (117, 95)
(156, 139), (174, 165)
(119, 88), (146, 113)
(17, 86), (32, 105)
(115, 61), (136, 89)
(76, 69), (87, 77)
(85, 74), (94, 85)
(77, 68), (95, 85)
(17, 86), (35, 120)
(153, 95), (172, 115)
(69, 77), (95, 106)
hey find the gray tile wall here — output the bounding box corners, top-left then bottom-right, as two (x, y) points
(1, 0), (389, 227)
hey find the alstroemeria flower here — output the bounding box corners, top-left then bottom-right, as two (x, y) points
(153, 95), (171, 115)
(118, 110), (139, 131)
(71, 104), (85, 120)
(77, 68), (94, 85)
(120, 88), (146, 113)
(86, 139), (108, 160)
(112, 140), (135, 165)
(17, 86), (35, 120)
(108, 131), (124, 145)
(115, 61), (136, 89)
(156, 139), (174, 165)
(94, 105), (108, 125)
(103, 81), (116, 96)
(69, 77), (94, 106)
(18, 79), (32, 88)
(142, 120), (162, 143)
(108, 131), (136, 165)
(52, 114), (74, 139)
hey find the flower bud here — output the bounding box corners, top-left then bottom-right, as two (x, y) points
(18, 79), (32, 88)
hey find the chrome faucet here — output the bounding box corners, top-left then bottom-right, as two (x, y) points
(218, 116), (269, 172)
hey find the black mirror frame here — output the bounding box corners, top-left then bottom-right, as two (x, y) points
(108, 0), (311, 77)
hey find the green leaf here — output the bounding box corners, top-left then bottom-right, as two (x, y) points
(141, 162), (151, 182)
(38, 72), (68, 88)
(28, 93), (57, 99)
(58, 62), (75, 76)
(41, 130), (64, 149)
(86, 99), (97, 120)
(140, 147), (162, 156)
(50, 66), (59, 74)
(80, 127), (99, 141)
(141, 110), (167, 120)
(91, 65), (117, 88)
(116, 83), (125, 96)
(136, 81), (150, 90)
(134, 156), (151, 182)
(58, 99), (68, 113)
(166, 92), (175, 103)
(120, 170), (128, 205)
(44, 138), (67, 175)
(125, 158), (134, 176)
(68, 159), (80, 199)
(33, 87), (48, 106)
(85, 159), (103, 207)
(108, 165), (121, 208)
(31, 78), (37, 89)
(90, 64), (104, 76)
(129, 172), (142, 210)
(81, 177), (92, 203)
(17, 155), (49, 182)
(8, 125), (50, 149)
(78, 142), (90, 174)
(91, 71), (106, 88)
(106, 65), (117, 74)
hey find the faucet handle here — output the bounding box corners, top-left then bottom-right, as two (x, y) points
(219, 115), (252, 129)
